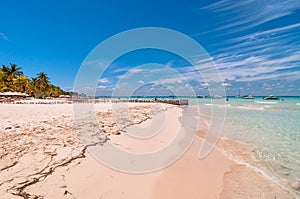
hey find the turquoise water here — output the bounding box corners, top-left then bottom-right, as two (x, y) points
(190, 97), (300, 196)
(98, 96), (300, 195)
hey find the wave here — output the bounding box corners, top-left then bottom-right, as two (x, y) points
(255, 101), (278, 104)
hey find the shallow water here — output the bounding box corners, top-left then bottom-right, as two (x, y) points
(189, 97), (300, 196)
(103, 96), (300, 195)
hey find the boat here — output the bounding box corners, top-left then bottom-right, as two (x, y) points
(236, 88), (241, 98)
(255, 101), (278, 104)
(196, 95), (205, 98)
(212, 95), (223, 99)
(263, 95), (280, 100)
(242, 95), (255, 99)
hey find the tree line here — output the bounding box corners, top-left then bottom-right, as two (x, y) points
(0, 63), (74, 98)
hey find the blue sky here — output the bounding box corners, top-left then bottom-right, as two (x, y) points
(1, 0), (300, 96)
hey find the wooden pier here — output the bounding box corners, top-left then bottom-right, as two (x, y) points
(155, 99), (189, 106)
(72, 98), (189, 106)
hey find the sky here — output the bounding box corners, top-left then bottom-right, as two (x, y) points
(1, 0), (300, 96)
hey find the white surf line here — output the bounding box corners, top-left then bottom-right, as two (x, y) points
(215, 145), (296, 197)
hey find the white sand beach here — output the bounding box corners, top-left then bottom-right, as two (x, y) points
(0, 103), (293, 199)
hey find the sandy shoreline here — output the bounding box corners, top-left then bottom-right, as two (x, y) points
(0, 103), (294, 198)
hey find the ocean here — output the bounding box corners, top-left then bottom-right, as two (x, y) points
(189, 96), (300, 197)
(98, 95), (300, 196)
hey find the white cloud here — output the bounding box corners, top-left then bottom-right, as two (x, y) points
(97, 85), (108, 89)
(130, 68), (143, 73)
(98, 78), (110, 83)
(203, 0), (300, 33)
(0, 32), (8, 41)
(152, 76), (184, 85)
(113, 67), (131, 73)
(83, 59), (110, 67)
(165, 61), (174, 67)
(228, 22), (300, 44)
(194, 0), (300, 90)
(115, 68), (144, 80)
(200, 83), (209, 87)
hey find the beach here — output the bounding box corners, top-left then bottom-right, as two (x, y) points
(0, 102), (294, 199)
(2, 0), (299, 198)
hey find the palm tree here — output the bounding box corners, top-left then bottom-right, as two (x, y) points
(0, 69), (6, 92)
(0, 63), (66, 98)
(1, 63), (23, 79)
(8, 63), (23, 77)
(49, 85), (63, 97)
(13, 75), (31, 93)
(31, 77), (38, 97)
(34, 72), (51, 98)
(1, 63), (23, 91)
(37, 72), (50, 90)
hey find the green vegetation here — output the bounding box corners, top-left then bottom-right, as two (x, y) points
(0, 63), (72, 98)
